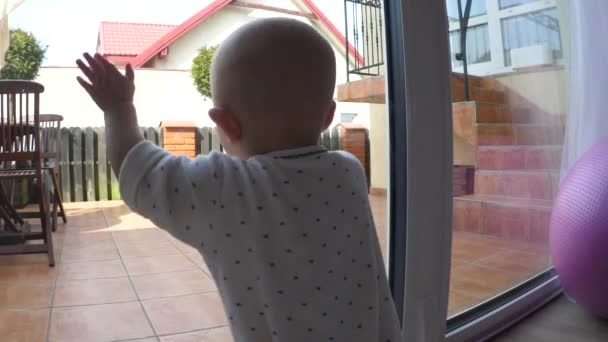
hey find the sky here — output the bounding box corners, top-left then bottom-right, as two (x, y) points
(9, 0), (346, 66)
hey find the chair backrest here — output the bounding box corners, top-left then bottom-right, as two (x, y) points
(40, 114), (63, 162)
(0, 80), (44, 166)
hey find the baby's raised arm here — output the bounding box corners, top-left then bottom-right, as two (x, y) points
(76, 53), (143, 176)
(76, 53), (211, 243)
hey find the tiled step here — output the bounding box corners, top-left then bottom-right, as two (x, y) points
(452, 73), (484, 88)
(454, 101), (563, 125)
(477, 146), (562, 171)
(452, 84), (506, 104)
(479, 77), (505, 91)
(474, 102), (563, 125)
(475, 170), (559, 200)
(453, 194), (552, 243)
(477, 124), (564, 146)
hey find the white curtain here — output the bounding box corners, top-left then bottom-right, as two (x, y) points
(0, 0), (24, 68)
(560, 0), (608, 181)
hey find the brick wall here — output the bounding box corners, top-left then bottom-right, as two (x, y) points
(159, 121), (371, 190)
(160, 121), (197, 158)
(337, 123), (370, 188)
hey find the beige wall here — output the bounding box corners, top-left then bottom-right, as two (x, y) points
(369, 103), (388, 190)
(454, 135), (475, 165)
(36, 67), (370, 130)
(37, 67), (215, 127)
(495, 68), (567, 116)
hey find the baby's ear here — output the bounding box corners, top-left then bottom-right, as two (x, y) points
(209, 107), (242, 143)
(322, 101), (337, 131)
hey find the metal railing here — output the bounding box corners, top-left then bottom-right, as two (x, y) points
(344, 0), (385, 82)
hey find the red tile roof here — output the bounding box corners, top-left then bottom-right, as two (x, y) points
(131, 0), (364, 68)
(98, 22), (177, 57)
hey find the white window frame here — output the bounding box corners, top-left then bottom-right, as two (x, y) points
(448, 0), (561, 76)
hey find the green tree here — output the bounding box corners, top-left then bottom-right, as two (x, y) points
(0, 29), (47, 80)
(191, 45), (218, 99)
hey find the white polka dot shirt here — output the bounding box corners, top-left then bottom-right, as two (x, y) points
(120, 142), (401, 342)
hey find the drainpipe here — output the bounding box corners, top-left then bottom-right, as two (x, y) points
(456, 0), (472, 101)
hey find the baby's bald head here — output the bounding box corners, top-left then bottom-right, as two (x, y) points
(210, 18), (336, 157)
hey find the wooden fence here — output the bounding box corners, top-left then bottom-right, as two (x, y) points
(58, 126), (344, 202)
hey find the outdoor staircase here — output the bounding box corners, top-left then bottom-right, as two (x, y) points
(451, 74), (564, 243)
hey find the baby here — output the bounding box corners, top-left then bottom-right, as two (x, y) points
(77, 18), (400, 342)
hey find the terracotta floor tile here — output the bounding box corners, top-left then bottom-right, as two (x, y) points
(0, 308), (50, 342)
(106, 210), (157, 231)
(62, 210), (107, 229)
(170, 238), (199, 255)
(123, 254), (196, 276)
(113, 228), (170, 243)
(183, 250), (211, 274)
(0, 264), (57, 284)
(49, 302), (154, 341)
(131, 269), (216, 300)
(101, 203), (135, 216)
(160, 330), (207, 342)
(61, 243), (120, 263)
(0, 282), (53, 309)
(161, 327), (234, 342)
(448, 290), (483, 318)
(202, 327), (234, 342)
(58, 259), (127, 280)
(451, 239), (503, 263)
(117, 240), (181, 258)
(0, 253), (51, 266)
(143, 292), (227, 335)
(62, 230), (114, 247)
(450, 263), (531, 301)
(476, 249), (551, 275)
(54, 277), (137, 306)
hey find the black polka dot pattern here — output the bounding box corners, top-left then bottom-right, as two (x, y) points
(121, 144), (401, 342)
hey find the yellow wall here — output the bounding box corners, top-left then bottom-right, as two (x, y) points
(495, 68), (567, 116)
(454, 135), (476, 165)
(369, 103), (388, 190)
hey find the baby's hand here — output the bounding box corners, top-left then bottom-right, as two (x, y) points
(76, 53), (135, 113)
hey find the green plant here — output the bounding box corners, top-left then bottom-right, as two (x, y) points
(0, 29), (47, 80)
(191, 45), (218, 99)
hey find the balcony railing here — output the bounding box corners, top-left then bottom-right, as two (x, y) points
(344, 0), (385, 82)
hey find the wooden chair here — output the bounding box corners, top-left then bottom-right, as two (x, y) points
(0, 80), (55, 266)
(40, 114), (67, 230)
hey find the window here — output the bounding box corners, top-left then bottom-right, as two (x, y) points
(447, 0), (563, 75)
(340, 113), (358, 123)
(502, 8), (563, 66)
(449, 24), (492, 68)
(500, 0), (542, 9)
(446, 0), (487, 20)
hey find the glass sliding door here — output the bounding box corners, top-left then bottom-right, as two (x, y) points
(444, 0), (566, 339)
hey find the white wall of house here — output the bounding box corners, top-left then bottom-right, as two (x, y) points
(148, 5), (353, 97)
(35, 67), (369, 129)
(37, 67), (213, 127)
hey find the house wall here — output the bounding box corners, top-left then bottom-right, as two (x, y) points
(148, 6), (353, 98)
(495, 67), (567, 116)
(35, 66), (369, 130)
(369, 103), (388, 190)
(37, 67), (215, 127)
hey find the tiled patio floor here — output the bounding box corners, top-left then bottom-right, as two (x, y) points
(0, 195), (551, 341)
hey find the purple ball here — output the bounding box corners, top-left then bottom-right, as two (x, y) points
(550, 139), (608, 318)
